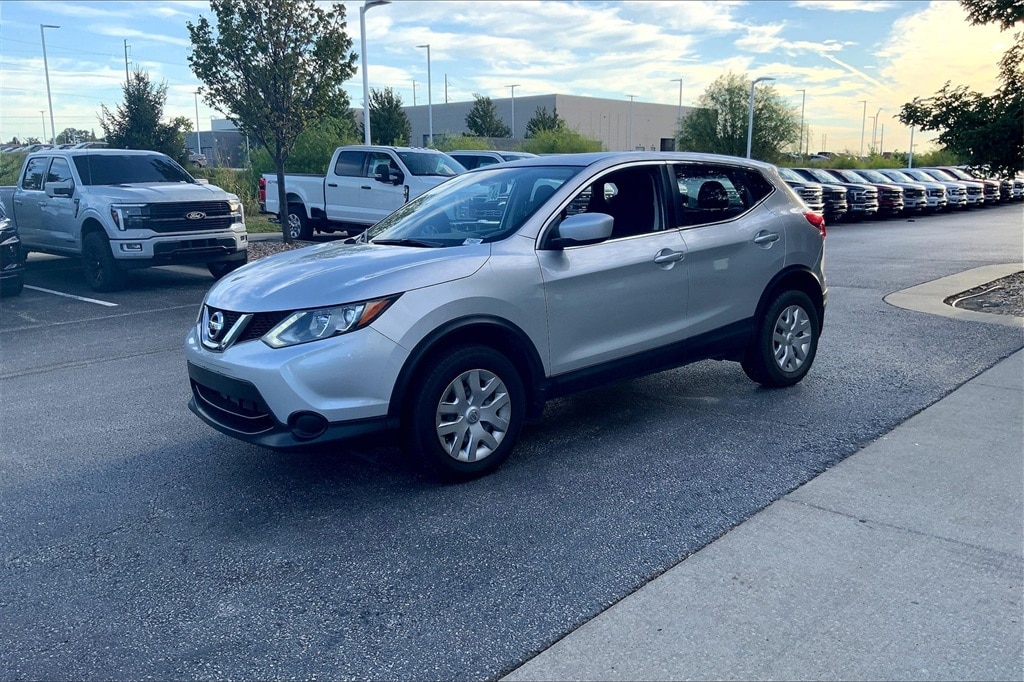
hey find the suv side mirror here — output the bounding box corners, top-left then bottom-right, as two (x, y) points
(545, 212), (614, 249)
(45, 180), (74, 198)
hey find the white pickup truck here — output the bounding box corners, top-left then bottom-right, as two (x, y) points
(261, 145), (464, 240)
(0, 149), (247, 292)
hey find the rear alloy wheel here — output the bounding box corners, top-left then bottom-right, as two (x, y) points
(404, 346), (525, 481)
(286, 204), (313, 241)
(82, 231), (127, 292)
(742, 290), (819, 388)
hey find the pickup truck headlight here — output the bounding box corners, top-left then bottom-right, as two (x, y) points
(228, 198), (243, 217)
(111, 204), (148, 230)
(262, 296), (398, 348)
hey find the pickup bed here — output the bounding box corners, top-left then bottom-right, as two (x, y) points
(1, 149), (247, 291)
(261, 145), (463, 240)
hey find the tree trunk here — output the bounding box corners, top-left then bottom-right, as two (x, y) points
(275, 141), (291, 244)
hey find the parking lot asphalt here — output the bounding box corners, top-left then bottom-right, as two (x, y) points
(506, 281), (1023, 681)
(1, 204), (1022, 680)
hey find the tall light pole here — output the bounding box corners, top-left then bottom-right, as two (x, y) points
(627, 95), (637, 150)
(859, 100), (867, 157)
(360, 0), (391, 145)
(417, 44), (432, 146)
(506, 84), (520, 138)
(908, 126), (916, 168)
(40, 111), (46, 142)
(670, 78), (683, 141)
(746, 76), (775, 159)
(796, 89), (806, 156)
(872, 107), (881, 153)
(40, 24), (60, 146)
(194, 89), (202, 156)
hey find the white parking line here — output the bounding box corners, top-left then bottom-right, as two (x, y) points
(24, 285), (118, 307)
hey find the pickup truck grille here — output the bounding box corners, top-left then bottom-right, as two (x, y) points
(145, 201), (236, 233)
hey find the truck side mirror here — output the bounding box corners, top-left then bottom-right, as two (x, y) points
(45, 180), (74, 198)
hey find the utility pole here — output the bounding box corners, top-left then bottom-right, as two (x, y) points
(124, 40), (130, 83)
(796, 89), (806, 156)
(670, 78), (683, 141)
(627, 95), (637, 151)
(444, 74), (449, 104)
(412, 79), (417, 107)
(859, 100), (867, 157)
(507, 84), (520, 138)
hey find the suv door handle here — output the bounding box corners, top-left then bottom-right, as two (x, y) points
(653, 249), (685, 264)
(753, 231), (779, 245)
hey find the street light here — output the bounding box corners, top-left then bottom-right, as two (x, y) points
(796, 89), (806, 156)
(746, 76), (775, 159)
(359, 0), (391, 145)
(627, 95), (637, 150)
(194, 89), (202, 157)
(670, 78), (683, 140)
(908, 126), (916, 168)
(872, 107), (882, 153)
(507, 84), (520, 138)
(859, 100), (867, 157)
(418, 44), (433, 146)
(40, 24), (59, 146)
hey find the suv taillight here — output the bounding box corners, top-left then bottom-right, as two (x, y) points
(804, 211), (826, 238)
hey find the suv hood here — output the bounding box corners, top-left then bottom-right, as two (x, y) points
(206, 241), (489, 312)
(86, 183), (232, 202)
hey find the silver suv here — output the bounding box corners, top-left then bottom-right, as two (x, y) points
(186, 152), (827, 479)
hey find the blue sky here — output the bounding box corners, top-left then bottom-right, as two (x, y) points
(0, 0), (1011, 153)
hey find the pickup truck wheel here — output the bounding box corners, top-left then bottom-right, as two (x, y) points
(286, 204), (313, 241)
(403, 346), (525, 481)
(742, 290), (819, 388)
(207, 258), (245, 280)
(82, 232), (127, 292)
(0, 274), (23, 298)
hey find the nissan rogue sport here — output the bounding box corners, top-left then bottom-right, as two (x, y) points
(186, 152), (827, 480)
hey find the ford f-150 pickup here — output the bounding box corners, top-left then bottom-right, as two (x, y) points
(0, 149), (247, 291)
(261, 145), (464, 240)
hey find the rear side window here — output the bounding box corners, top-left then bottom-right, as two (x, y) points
(333, 151), (365, 177)
(672, 164), (774, 227)
(21, 157), (48, 191)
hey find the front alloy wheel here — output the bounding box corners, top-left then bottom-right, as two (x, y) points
(405, 346), (525, 481)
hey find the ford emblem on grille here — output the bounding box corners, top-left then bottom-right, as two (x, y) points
(208, 311), (225, 340)
(185, 211), (206, 220)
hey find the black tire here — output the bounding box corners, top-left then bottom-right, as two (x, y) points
(82, 231), (127, 292)
(207, 257), (246, 280)
(403, 345), (525, 481)
(0, 275), (23, 297)
(742, 290), (820, 388)
(286, 203), (313, 241)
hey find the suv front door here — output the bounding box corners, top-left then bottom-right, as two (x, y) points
(537, 163), (690, 375)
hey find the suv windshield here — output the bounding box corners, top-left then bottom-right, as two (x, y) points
(72, 154), (194, 185)
(395, 150), (465, 177)
(366, 165), (581, 247)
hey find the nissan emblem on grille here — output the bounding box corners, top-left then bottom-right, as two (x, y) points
(208, 311), (225, 341)
(186, 211), (206, 220)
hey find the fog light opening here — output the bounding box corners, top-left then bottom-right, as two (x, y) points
(288, 411), (329, 440)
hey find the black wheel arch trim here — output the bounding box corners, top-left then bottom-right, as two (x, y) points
(386, 315), (546, 429)
(754, 264), (826, 335)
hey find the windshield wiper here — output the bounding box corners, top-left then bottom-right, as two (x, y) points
(372, 238), (445, 248)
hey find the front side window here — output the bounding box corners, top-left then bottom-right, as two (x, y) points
(21, 157), (48, 191)
(552, 165), (663, 240)
(672, 164), (773, 226)
(365, 165), (580, 246)
(366, 152), (396, 178)
(46, 157), (74, 187)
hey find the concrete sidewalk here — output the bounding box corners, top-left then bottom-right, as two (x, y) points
(505, 334), (1023, 681)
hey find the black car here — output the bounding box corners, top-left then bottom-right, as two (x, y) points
(0, 200), (25, 297)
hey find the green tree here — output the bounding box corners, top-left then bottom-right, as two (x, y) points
(678, 72), (799, 162)
(99, 68), (189, 163)
(188, 0), (358, 241)
(56, 128), (97, 145)
(360, 87), (411, 145)
(898, 0), (1022, 175)
(250, 116), (358, 175)
(521, 128), (602, 154)
(465, 95), (511, 138)
(525, 106), (565, 138)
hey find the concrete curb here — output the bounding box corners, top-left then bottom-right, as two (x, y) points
(884, 263), (1024, 328)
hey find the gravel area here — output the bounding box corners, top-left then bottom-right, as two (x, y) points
(945, 271), (1024, 317)
(247, 238), (1022, 318)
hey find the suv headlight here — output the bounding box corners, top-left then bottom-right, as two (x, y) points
(262, 296), (399, 348)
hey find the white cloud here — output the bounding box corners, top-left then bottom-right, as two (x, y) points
(791, 1), (898, 11)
